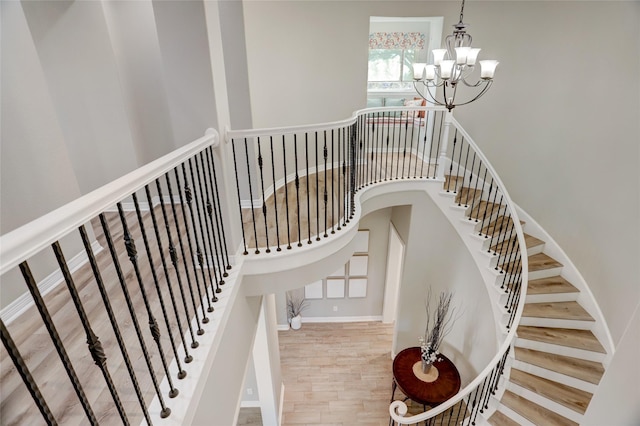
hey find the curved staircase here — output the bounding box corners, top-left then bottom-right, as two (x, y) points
(489, 237), (607, 425)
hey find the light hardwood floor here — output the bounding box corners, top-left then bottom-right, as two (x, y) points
(238, 322), (467, 426)
(1, 209), (223, 426)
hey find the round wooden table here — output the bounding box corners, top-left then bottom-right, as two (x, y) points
(391, 347), (461, 407)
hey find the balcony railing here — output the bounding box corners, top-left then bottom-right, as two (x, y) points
(0, 130), (230, 425)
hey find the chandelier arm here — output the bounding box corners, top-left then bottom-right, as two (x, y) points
(460, 77), (488, 88)
(414, 81), (446, 107)
(448, 80), (493, 108)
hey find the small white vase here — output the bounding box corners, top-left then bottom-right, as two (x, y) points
(290, 315), (302, 330)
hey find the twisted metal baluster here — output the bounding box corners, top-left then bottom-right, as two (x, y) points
(269, 136), (282, 251)
(131, 193), (187, 379)
(203, 149), (228, 279)
(116, 204), (179, 398)
(51, 241), (129, 425)
(143, 185), (193, 364)
(0, 319), (58, 425)
(157, 177), (200, 346)
(100, 213), (171, 417)
(256, 137), (271, 252)
(167, 170), (207, 332)
(19, 261), (98, 424)
(180, 164), (214, 314)
(78, 224), (153, 424)
(207, 148), (231, 271)
(193, 153), (222, 297)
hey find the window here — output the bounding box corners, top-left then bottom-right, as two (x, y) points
(367, 32), (424, 91)
(367, 17), (444, 93)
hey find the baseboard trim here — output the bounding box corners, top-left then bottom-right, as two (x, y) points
(301, 315), (383, 323)
(0, 240), (104, 325)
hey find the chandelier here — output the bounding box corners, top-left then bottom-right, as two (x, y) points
(412, 0), (498, 111)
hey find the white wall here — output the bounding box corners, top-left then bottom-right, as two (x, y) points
(452, 1), (640, 346)
(391, 195), (497, 384)
(20, 0), (139, 194)
(102, 0), (176, 165)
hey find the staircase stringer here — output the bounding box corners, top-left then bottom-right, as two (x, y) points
(514, 205), (615, 364)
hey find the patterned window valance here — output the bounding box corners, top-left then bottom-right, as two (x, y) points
(369, 32), (426, 49)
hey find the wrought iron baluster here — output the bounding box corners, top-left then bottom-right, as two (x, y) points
(202, 149), (228, 280)
(336, 129), (341, 230)
(282, 135), (292, 249)
(459, 143), (472, 207)
(167, 170), (207, 332)
(51, 241), (129, 424)
(0, 319), (58, 426)
(206, 147), (232, 272)
(131, 193), (187, 380)
(269, 136), (282, 251)
(19, 261), (99, 424)
(294, 134), (302, 246)
(305, 134), (312, 244)
(323, 131), (328, 238)
(342, 127), (347, 227)
(256, 137), (271, 252)
(331, 129), (335, 234)
(315, 132), (320, 241)
(433, 112), (445, 179)
(463, 152), (477, 207)
(117, 203), (179, 398)
(181, 164), (215, 313)
(446, 130), (458, 192)
(231, 140), (249, 255)
(99, 213), (171, 417)
(143, 185), (193, 365)
(242, 138), (260, 254)
(194, 153), (222, 296)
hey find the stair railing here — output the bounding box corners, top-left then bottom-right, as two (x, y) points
(226, 107), (446, 254)
(388, 114), (529, 425)
(0, 129), (231, 425)
(228, 108), (529, 426)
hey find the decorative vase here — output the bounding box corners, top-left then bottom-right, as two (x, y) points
(290, 315), (302, 330)
(421, 358), (433, 374)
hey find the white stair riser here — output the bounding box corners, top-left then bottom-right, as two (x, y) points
(519, 317), (594, 330)
(506, 382), (584, 424)
(525, 292), (579, 304)
(511, 359), (598, 394)
(515, 338), (606, 363)
(526, 244), (544, 256)
(528, 266), (563, 280)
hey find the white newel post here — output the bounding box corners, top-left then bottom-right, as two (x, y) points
(436, 111), (454, 180)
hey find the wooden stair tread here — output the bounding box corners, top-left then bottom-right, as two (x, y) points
(491, 233), (544, 254)
(481, 216), (514, 236)
(510, 368), (592, 414)
(528, 253), (563, 271)
(488, 409), (520, 426)
(515, 347), (604, 384)
(468, 200), (502, 220)
(454, 186), (482, 204)
(523, 301), (594, 321)
(517, 326), (606, 353)
(502, 390), (578, 426)
(527, 276), (579, 295)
